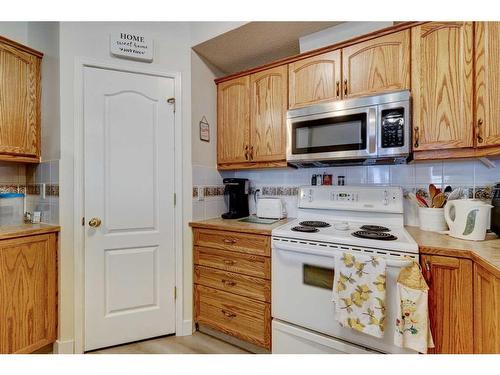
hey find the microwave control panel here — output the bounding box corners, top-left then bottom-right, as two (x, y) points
(381, 108), (405, 148)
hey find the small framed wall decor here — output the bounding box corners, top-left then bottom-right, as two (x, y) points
(199, 116), (210, 142)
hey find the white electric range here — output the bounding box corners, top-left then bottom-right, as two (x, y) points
(271, 185), (419, 354)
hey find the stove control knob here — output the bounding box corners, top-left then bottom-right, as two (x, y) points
(308, 189), (313, 202)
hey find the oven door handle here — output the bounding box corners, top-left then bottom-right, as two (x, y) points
(367, 107), (377, 155)
(273, 241), (415, 268)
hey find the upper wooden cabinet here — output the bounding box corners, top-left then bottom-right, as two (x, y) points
(421, 254), (473, 354)
(0, 36), (42, 163)
(474, 263), (500, 354)
(475, 22), (500, 148)
(217, 67), (287, 170)
(288, 50), (341, 109)
(0, 233), (58, 354)
(250, 66), (287, 162)
(342, 30), (410, 98)
(217, 76), (250, 165)
(411, 22), (474, 152)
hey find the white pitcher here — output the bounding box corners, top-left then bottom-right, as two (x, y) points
(444, 199), (492, 241)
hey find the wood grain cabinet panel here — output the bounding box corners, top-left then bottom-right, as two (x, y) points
(411, 22), (474, 152)
(288, 50), (341, 109)
(420, 254), (473, 354)
(475, 22), (500, 148)
(0, 234), (57, 354)
(250, 66), (287, 162)
(193, 228), (270, 257)
(474, 263), (500, 353)
(342, 30), (410, 98)
(217, 76), (250, 164)
(0, 36), (42, 163)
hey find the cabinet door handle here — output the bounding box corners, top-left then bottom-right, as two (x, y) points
(477, 118), (484, 144)
(222, 279), (236, 287)
(223, 259), (235, 265)
(336, 81), (340, 97)
(244, 145), (249, 160)
(221, 309), (236, 318)
(424, 259), (432, 284)
(223, 238), (236, 244)
(414, 127), (420, 149)
(249, 145), (254, 160)
(344, 79), (348, 96)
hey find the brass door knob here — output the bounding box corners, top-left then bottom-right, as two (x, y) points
(88, 217), (102, 228)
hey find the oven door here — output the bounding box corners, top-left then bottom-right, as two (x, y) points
(286, 107), (377, 162)
(271, 240), (417, 354)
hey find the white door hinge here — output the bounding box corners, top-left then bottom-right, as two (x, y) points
(174, 193), (176, 206)
(174, 286), (177, 300)
(167, 97), (176, 112)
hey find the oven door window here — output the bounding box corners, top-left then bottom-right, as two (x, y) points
(303, 264), (334, 290)
(292, 113), (367, 154)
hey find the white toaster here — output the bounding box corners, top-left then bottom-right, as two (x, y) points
(256, 198), (286, 219)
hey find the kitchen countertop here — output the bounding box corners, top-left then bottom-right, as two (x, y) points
(406, 226), (500, 277)
(0, 223), (61, 241)
(189, 217), (293, 235)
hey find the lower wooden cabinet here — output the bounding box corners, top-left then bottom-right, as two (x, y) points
(420, 254), (473, 354)
(193, 228), (271, 350)
(0, 233), (58, 354)
(474, 263), (500, 353)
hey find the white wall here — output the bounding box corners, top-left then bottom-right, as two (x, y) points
(0, 22), (28, 44)
(190, 22), (247, 47)
(299, 22), (394, 52)
(58, 22), (193, 352)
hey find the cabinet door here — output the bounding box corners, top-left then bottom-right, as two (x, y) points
(0, 40), (41, 159)
(288, 50), (341, 109)
(421, 254), (473, 353)
(217, 76), (250, 165)
(474, 263), (500, 353)
(0, 234), (57, 354)
(411, 22), (474, 151)
(250, 66), (287, 162)
(475, 22), (500, 148)
(342, 30), (410, 98)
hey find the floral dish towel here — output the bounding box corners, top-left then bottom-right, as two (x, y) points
(332, 252), (387, 338)
(394, 260), (434, 353)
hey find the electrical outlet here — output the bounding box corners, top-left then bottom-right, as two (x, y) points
(198, 187), (205, 201)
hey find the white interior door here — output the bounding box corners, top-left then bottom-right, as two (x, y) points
(83, 66), (176, 351)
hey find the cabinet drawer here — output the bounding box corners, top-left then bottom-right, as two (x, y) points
(195, 285), (270, 349)
(194, 246), (270, 279)
(194, 265), (270, 302)
(193, 228), (270, 257)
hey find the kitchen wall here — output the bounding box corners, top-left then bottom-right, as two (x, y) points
(217, 159), (500, 226)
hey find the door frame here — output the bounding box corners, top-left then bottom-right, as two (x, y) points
(73, 58), (185, 353)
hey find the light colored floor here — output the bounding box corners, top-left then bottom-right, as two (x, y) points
(87, 332), (250, 354)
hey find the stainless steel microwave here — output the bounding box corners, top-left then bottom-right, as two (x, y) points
(286, 90), (411, 167)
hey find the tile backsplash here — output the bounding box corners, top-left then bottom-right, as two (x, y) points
(193, 158), (500, 226)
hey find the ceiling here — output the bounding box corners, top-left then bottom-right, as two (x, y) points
(192, 21), (344, 76)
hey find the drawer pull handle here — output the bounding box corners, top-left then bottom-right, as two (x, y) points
(222, 279), (236, 287)
(221, 309), (236, 318)
(223, 259), (235, 265)
(223, 238), (236, 244)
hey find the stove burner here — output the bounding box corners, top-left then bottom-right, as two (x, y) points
(299, 221), (331, 228)
(359, 225), (390, 232)
(352, 231), (398, 241)
(291, 226), (319, 233)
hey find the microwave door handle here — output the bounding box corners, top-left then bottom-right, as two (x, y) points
(367, 108), (377, 155)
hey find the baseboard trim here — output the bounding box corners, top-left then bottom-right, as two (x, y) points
(178, 319), (193, 336)
(54, 339), (74, 354)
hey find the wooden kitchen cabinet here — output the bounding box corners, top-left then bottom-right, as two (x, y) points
(0, 35), (42, 163)
(288, 50), (341, 109)
(420, 254), (473, 354)
(474, 22), (500, 148)
(250, 65), (287, 163)
(192, 227), (271, 351)
(341, 30), (410, 98)
(217, 76), (250, 165)
(217, 67), (288, 170)
(411, 22), (474, 152)
(0, 233), (58, 354)
(473, 263), (500, 353)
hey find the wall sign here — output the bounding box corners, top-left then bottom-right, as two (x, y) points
(199, 116), (210, 142)
(110, 32), (154, 62)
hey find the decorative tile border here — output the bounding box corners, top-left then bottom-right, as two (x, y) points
(250, 186), (299, 196)
(0, 184), (59, 197)
(414, 185), (493, 201)
(0, 184), (23, 194)
(192, 185), (225, 198)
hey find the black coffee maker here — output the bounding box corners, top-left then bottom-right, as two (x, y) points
(491, 183), (500, 235)
(221, 178), (249, 219)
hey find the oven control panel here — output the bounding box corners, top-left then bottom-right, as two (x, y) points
(299, 186), (403, 213)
